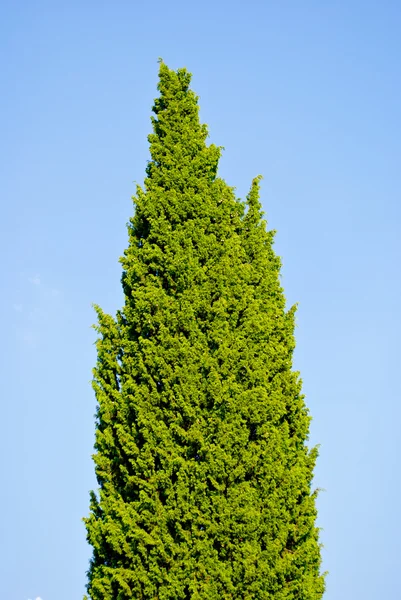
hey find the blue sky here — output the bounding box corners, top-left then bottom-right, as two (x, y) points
(1, 1), (401, 598)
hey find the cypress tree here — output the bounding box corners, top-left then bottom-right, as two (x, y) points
(84, 62), (325, 599)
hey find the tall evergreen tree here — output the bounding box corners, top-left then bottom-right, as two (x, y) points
(84, 62), (325, 599)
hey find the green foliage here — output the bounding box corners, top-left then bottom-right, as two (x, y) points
(84, 62), (325, 599)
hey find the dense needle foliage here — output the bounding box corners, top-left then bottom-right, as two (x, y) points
(84, 62), (325, 599)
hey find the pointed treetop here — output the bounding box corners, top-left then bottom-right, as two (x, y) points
(145, 63), (221, 195)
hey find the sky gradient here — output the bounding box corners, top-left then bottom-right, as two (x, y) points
(1, 1), (401, 599)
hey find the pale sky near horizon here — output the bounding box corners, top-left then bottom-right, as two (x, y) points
(1, 2), (401, 599)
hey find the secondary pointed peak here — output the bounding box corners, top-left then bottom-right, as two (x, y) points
(244, 175), (264, 224)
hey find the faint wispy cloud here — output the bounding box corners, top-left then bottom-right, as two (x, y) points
(17, 328), (37, 346)
(14, 273), (63, 348)
(28, 275), (41, 285)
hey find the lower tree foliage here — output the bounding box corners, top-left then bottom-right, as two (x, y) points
(84, 62), (325, 599)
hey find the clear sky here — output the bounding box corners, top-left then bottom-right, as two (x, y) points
(1, 1), (400, 599)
